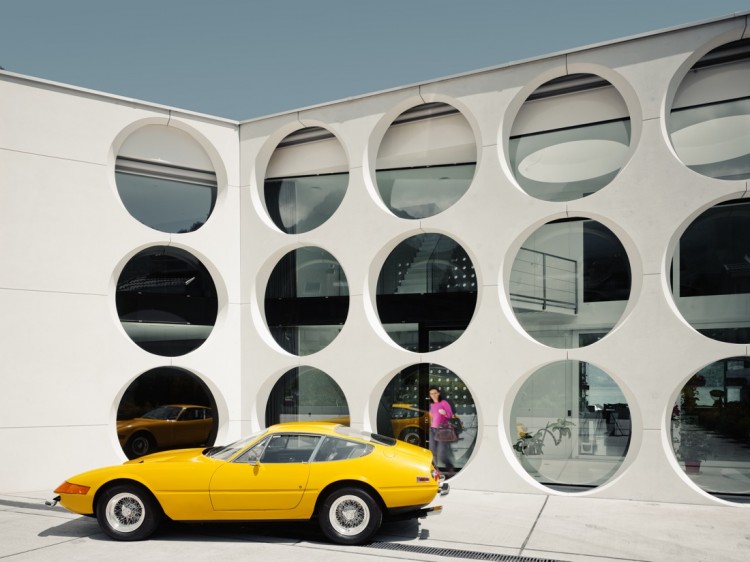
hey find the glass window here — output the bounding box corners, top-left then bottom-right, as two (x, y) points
(115, 161), (217, 233)
(116, 246), (218, 356)
(377, 363), (477, 478)
(669, 39), (750, 181)
(116, 367), (217, 459)
(510, 120), (631, 201)
(376, 103), (476, 219)
(509, 74), (631, 201)
(265, 367), (349, 426)
(671, 199), (750, 344)
(671, 357), (750, 501)
(376, 233), (476, 352)
(256, 434), (322, 463)
(511, 360), (631, 490)
(264, 247), (349, 355)
(510, 218), (631, 348)
(313, 437), (373, 462)
(264, 127), (348, 234)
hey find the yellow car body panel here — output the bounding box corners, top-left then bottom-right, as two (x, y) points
(54, 423), (443, 526)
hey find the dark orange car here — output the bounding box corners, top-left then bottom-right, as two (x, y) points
(117, 404), (213, 459)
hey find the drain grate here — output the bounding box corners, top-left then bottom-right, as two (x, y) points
(364, 542), (568, 562)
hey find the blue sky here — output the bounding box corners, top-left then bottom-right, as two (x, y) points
(1, 1), (748, 120)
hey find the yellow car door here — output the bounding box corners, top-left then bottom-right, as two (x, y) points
(209, 433), (319, 512)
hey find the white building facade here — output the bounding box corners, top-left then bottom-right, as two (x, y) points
(1, 14), (749, 506)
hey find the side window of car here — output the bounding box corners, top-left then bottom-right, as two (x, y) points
(234, 436), (271, 464)
(312, 437), (373, 462)
(259, 434), (322, 463)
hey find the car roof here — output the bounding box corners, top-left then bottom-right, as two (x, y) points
(265, 421), (343, 435)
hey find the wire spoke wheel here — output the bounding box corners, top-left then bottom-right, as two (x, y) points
(319, 487), (381, 545)
(329, 494), (370, 535)
(106, 492), (146, 532)
(96, 484), (162, 541)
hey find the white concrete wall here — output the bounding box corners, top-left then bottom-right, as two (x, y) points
(1, 14), (749, 508)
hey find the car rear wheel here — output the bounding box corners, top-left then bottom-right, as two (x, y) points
(96, 484), (162, 541)
(125, 432), (155, 459)
(399, 427), (424, 446)
(318, 487), (382, 545)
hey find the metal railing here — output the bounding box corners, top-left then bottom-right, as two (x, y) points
(510, 248), (578, 313)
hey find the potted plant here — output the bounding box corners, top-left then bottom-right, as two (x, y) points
(674, 374), (711, 474)
(513, 418), (575, 456)
(675, 426), (711, 474)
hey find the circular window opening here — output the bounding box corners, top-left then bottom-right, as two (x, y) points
(377, 363), (477, 478)
(265, 366), (350, 426)
(510, 218), (631, 348)
(671, 357), (750, 501)
(264, 247), (349, 355)
(117, 367), (217, 459)
(264, 127), (348, 234)
(116, 246), (218, 356)
(511, 360), (631, 490)
(670, 198), (750, 344)
(668, 39), (750, 181)
(509, 74), (631, 201)
(375, 102), (476, 219)
(115, 125), (217, 233)
(377, 233), (477, 352)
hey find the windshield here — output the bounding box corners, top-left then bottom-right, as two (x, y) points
(334, 425), (396, 446)
(142, 406), (182, 420)
(204, 430), (265, 460)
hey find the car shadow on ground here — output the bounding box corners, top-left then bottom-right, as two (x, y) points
(38, 515), (425, 545)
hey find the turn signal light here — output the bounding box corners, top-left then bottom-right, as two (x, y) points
(54, 482), (90, 495)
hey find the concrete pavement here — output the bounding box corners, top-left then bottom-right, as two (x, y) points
(1, 488), (749, 561)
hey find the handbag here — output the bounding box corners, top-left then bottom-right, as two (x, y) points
(434, 422), (458, 442)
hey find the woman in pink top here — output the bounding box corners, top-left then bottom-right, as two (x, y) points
(428, 387), (455, 471)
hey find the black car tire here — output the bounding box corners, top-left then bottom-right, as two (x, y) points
(96, 484), (162, 541)
(399, 427), (424, 446)
(318, 487), (382, 545)
(125, 432), (155, 459)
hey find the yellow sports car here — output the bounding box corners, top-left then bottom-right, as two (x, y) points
(51, 422), (448, 545)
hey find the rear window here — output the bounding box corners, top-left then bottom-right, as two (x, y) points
(334, 426), (396, 446)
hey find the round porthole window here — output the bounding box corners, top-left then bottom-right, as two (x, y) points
(508, 74), (631, 201)
(116, 246), (218, 356)
(511, 361), (631, 490)
(263, 127), (348, 233)
(376, 233), (477, 352)
(375, 103), (476, 218)
(264, 247), (349, 355)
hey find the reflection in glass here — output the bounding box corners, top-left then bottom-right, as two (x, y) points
(117, 367), (217, 459)
(509, 120), (631, 201)
(375, 164), (475, 219)
(377, 234), (476, 352)
(511, 360), (630, 489)
(670, 97), (750, 181)
(265, 367), (349, 426)
(671, 199), (750, 344)
(264, 172), (348, 234)
(116, 246), (218, 356)
(510, 219), (631, 349)
(671, 358), (750, 500)
(264, 247), (349, 355)
(375, 103), (476, 219)
(377, 363), (477, 477)
(115, 160), (217, 233)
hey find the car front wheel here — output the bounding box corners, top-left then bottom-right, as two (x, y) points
(96, 484), (162, 541)
(318, 487), (382, 545)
